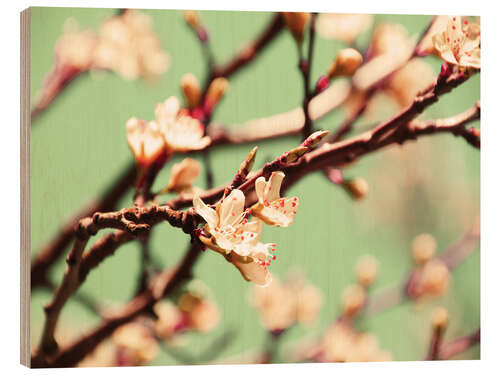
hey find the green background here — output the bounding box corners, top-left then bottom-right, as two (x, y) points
(30, 7), (480, 364)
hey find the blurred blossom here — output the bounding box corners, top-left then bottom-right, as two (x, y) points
(317, 14), (373, 44)
(342, 177), (369, 200)
(181, 73), (202, 109)
(355, 255), (379, 287)
(94, 10), (170, 79)
(155, 97), (211, 152)
(386, 58), (435, 107)
(165, 157), (202, 195)
(353, 23), (415, 91)
(342, 283), (366, 317)
(282, 12), (310, 45)
(55, 29), (98, 70)
(54, 10), (169, 80)
(432, 16), (480, 69)
(153, 282), (220, 339)
(78, 341), (116, 367)
(409, 258), (450, 298)
(153, 300), (184, 339)
(179, 293), (220, 332)
(252, 171), (299, 227)
(194, 189), (275, 286)
(328, 48), (364, 78)
(431, 307), (449, 329)
(112, 322), (159, 366)
(251, 272), (323, 332)
(321, 322), (392, 362)
(412, 233), (437, 265)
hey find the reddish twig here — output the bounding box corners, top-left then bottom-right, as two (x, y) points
(32, 242), (203, 368)
(211, 13), (284, 79)
(31, 163), (136, 289)
(33, 205), (198, 363)
(438, 328), (480, 360)
(365, 215), (480, 315)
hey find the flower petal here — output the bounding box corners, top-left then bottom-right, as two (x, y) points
(193, 195), (218, 229)
(253, 197), (299, 227)
(219, 189), (246, 227)
(255, 177), (267, 204)
(265, 171), (285, 202)
(231, 256), (272, 286)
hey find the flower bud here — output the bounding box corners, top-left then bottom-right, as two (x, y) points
(126, 117), (166, 168)
(420, 259), (450, 296)
(343, 178), (369, 200)
(205, 77), (228, 113)
(355, 255), (379, 288)
(282, 12), (310, 45)
(165, 158), (201, 193)
(181, 73), (201, 109)
(282, 146), (309, 164)
(189, 299), (220, 333)
(342, 283), (366, 317)
(412, 233), (437, 265)
(239, 146), (258, 177)
(302, 130), (329, 149)
(431, 307), (449, 330)
(328, 48), (363, 78)
(184, 10), (200, 29)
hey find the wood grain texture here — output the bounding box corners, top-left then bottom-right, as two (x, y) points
(20, 7), (31, 368)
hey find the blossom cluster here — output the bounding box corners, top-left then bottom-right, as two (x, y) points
(126, 96), (210, 169)
(251, 272), (323, 332)
(194, 171), (299, 286)
(55, 10), (169, 80)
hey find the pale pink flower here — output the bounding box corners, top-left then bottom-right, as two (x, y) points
(126, 117), (165, 167)
(252, 171), (299, 227)
(432, 16), (480, 69)
(165, 158), (202, 194)
(194, 189), (275, 286)
(317, 14), (373, 44)
(155, 97), (211, 152)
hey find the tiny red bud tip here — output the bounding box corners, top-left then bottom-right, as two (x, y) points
(315, 75), (330, 94)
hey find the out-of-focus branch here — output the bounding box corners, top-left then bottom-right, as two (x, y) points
(212, 13), (284, 79)
(438, 328), (480, 360)
(166, 73), (476, 212)
(31, 163), (136, 289)
(32, 242), (203, 368)
(365, 215), (480, 315)
(33, 205), (199, 363)
(31, 67), (88, 122)
(158, 330), (236, 365)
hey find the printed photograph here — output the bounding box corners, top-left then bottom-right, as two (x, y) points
(28, 8), (480, 367)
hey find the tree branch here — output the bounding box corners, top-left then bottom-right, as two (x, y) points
(438, 328), (480, 360)
(365, 215), (480, 315)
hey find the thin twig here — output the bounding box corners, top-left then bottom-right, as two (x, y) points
(438, 328), (480, 360)
(365, 215), (480, 315)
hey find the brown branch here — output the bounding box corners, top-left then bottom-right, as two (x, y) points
(212, 13), (284, 79)
(365, 215), (480, 315)
(33, 205), (198, 364)
(31, 67), (88, 123)
(31, 163), (136, 289)
(438, 328), (480, 360)
(427, 326), (445, 360)
(33, 242), (203, 368)
(166, 73), (476, 212)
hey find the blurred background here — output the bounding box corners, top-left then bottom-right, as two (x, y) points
(30, 7), (480, 364)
